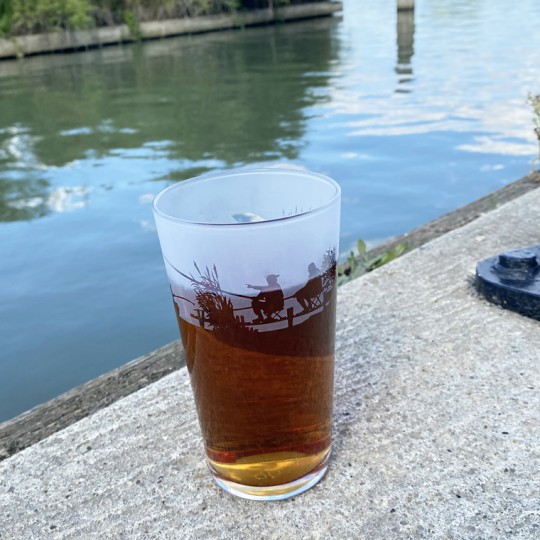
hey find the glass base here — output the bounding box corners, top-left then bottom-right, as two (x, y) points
(210, 449), (331, 501)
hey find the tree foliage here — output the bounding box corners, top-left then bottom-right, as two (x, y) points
(0, 0), (320, 36)
(5, 0), (93, 34)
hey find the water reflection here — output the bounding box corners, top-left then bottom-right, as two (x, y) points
(0, 180), (90, 220)
(0, 125), (48, 221)
(47, 186), (90, 212)
(396, 7), (415, 92)
(0, 18), (340, 223)
(0, 176), (49, 221)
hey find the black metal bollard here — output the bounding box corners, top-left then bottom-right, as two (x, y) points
(475, 244), (540, 321)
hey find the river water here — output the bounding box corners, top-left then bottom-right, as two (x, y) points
(1, 0), (540, 421)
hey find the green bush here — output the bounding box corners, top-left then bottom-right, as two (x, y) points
(9, 0), (93, 34)
(92, 1), (242, 25)
(0, 0), (320, 36)
(0, 2), (13, 36)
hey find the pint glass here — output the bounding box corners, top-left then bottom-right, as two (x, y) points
(153, 168), (341, 500)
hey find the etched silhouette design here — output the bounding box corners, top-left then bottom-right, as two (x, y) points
(167, 248), (337, 337)
(172, 263), (237, 330)
(294, 263), (323, 313)
(247, 274), (285, 323)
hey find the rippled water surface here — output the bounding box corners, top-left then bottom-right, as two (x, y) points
(1, 0), (540, 420)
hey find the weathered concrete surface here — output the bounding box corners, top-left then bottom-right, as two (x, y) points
(1, 172), (538, 463)
(0, 342), (183, 461)
(1, 188), (539, 538)
(0, 2), (342, 59)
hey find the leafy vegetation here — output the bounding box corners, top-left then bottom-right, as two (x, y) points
(529, 93), (540, 169)
(0, 0), (318, 37)
(338, 239), (410, 285)
(2, 0), (92, 35)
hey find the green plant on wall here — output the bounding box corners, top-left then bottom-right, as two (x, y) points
(123, 9), (141, 38)
(529, 93), (540, 169)
(337, 239), (410, 286)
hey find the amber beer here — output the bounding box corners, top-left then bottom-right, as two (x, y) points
(153, 168), (341, 499)
(176, 276), (337, 492)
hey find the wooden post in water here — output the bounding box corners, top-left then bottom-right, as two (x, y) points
(396, 0), (415, 84)
(397, 0), (415, 11)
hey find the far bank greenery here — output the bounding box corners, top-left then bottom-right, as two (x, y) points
(0, 0), (319, 37)
(529, 93), (540, 168)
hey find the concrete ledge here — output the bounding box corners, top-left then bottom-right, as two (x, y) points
(0, 342), (183, 461)
(0, 170), (538, 462)
(0, 180), (539, 537)
(0, 2), (343, 59)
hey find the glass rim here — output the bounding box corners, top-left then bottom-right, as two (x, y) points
(152, 167), (341, 227)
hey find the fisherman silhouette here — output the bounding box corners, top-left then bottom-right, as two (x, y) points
(247, 274), (284, 323)
(294, 262), (323, 313)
